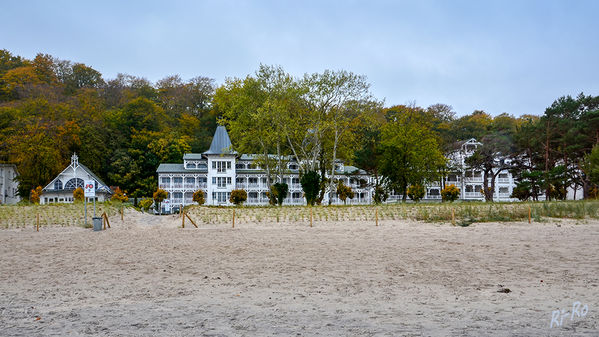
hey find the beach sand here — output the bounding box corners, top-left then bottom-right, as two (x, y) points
(1, 209), (597, 336)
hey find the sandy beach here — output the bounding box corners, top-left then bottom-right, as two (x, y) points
(1, 210), (597, 336)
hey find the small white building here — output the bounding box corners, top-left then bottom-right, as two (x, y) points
(41, 154), (112, 204)
(0, 164), (20, 204)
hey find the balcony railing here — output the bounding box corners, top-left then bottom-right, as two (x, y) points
(173, 183), (183, 188)
(464, 192), (482, 198)
(184, 184), (195, 189)
(236, 183), (247, 189)
(497, 178), (510, 183)
(159, 183), (170, 189)
(427, 195), (442, 199)
(172, 198), (183, 204)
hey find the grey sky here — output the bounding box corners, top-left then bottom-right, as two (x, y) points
(2, 0), (598, 116)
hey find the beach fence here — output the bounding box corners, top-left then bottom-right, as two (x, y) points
(180, 200), (599, 228)
(0, 204), (121, 230)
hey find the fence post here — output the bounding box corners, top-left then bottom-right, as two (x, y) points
(232, 209), (235, 228)
(310, 207), (313, 227)
(528, 206), (531, 224)
(451, 208), (455, 226)
(375, 208), (378, 227)
(182, 209), (185, 228)
(36, 213), (39, 232)
(121, 206), (124, 222)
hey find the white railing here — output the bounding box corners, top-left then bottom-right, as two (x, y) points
(464, 177), (483, 182)
(184, 184), (195, 189)
(427, 195), (442, 199)
(291, 184), (302, 190)
(198, 183), (207, 189)
(248, 183), (260, 188)
(172, 198), (183, 204)
(236, 183), (247, 189)
(173, 183), (183, 188)
(159, 183), (170, 189)
(497, 178), (510, 183)
(464, 192), (482, 198)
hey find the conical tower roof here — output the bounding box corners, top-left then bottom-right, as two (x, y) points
(203, 126), (236, 155)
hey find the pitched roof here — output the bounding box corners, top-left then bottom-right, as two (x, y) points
(203, 126), (236, 155)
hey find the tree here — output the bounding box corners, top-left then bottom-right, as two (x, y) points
(465, 132), (514, 202)
(153, 188), (168, 215)
(379, 106), (445, 202)
(441, 184), (460, 202)
(73, 187), (84, 202)
(111, 187), (128, 202)
(193, 190), (205, 205)
(230, 189), (247, 206)
(336, 181), (354, 204)
(300, 171), (320, 206)
(30, 186), (42, 204)
(407, 184), (425, 202)
(373, 185), (389, 204)
(270, 182), (289, 206)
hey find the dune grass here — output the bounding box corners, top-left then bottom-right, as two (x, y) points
(183, 200), (599, 226)
(0, 202), (122, 229)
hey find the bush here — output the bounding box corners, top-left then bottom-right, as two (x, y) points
(271, 183), (289, 206)
(373, 185), (388, 204)
(193, 190), (205, 205)
(441, 184), (460, 202)
(30, 186), (42, 204)
(111, 187), (128, 202)
(301, 170), (320, 206)
(139, 198), (153, 211)
(230, 189), (247, 206)
(73, 187), (84, 202)
(407, 184), (425, 202)
(511, 184), (530, 201)
(336, 181), (354, 204)
(153, 188), (168, 214)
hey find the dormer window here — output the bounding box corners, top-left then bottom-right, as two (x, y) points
(54, 179), (63, 190)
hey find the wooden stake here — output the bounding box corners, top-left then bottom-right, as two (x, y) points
(180, 204), (183, 218)
(36, 213), (39, 232)
(232, 209), (235, 228)
(185, 212), (198, 228)
(310, 207), (313, 227)
(528, 206), (531, 224)
(182, 209), (185, 228)
(121, 206), (124, 221)
(103, 215), (106, 230)
(102, 212), (110, 229)
(451, 208), (455, 226)
(375, 208), (378, 227)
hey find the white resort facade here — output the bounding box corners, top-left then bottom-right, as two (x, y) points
(157, 126), (374, 208)
(157, 127), (519, 208)
(0, 164), (20, 205)
(41, 154), (113, 204)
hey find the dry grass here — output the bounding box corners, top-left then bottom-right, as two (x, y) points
(183, 200), (599, 226)
(0, 202), (122, 229)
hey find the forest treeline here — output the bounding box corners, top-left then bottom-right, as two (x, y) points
(1, 49), (598, 203)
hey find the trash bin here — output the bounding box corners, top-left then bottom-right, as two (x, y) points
(92, 217), (103, 231)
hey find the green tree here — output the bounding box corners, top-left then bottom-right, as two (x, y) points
(300, 171), (320, 206)
(336, 181), (354, 204)
(379, 107), (445, 202)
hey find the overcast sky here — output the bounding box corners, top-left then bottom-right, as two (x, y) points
(2, 0), (598, 116)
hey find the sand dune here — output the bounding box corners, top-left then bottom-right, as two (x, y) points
(0, 209), (597, 336)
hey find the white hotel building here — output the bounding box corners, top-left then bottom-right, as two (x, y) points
(157, 127), (517, 208)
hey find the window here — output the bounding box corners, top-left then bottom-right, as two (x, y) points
(65, 178), (84, 190)
(447, 174), (457, 182)
(161, 177), (170, 184)
(499, 187), (509, 194)
(186, 163), (196, 169)
(499, 173), (508, 179)
(198, 163), (207, 170)
(236, 163), (246, 169)
(214, 177), (228, 188)
(213, 161), (229, 173)
(289, 164), (298, 170)
(54, 180), (63, 190)
(429, 189), (440, 196)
